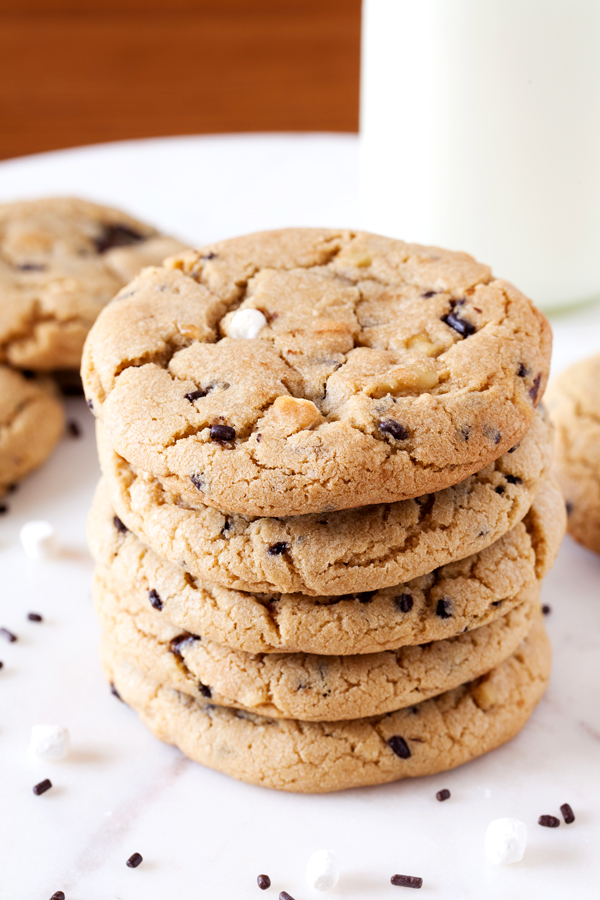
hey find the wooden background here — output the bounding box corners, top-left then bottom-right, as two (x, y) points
(0, 0), (361, 161)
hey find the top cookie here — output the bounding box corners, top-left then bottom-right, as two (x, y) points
(0, 197), (186, 370)
(82, 228), (551, 516)
(546, 353), (600, 554)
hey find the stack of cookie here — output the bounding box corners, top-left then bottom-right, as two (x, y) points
(0, 196), (185, 494)
(83, 229), (564, 793)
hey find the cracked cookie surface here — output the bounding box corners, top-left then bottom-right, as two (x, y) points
(82, 228), (551, 516)
(0, 197), (186, 370)
(95, 564), (541, 721)
(88, 478), (564, 655)
(97, 409), (553, 596)
(102, 617), (551, 793)
(546, 353), (600, 554)
(0, 365), (64, 494)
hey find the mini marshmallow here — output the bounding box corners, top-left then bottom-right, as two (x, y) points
(306, 849), (340, 891)
(484, 818), (527, 865)
(20, 520), (58, 560)
(228, 308), (267, 340)
(29, 725), (70, 761)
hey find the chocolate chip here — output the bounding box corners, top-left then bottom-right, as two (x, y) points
(442, 311), (475, 337)
(359, 591), (375, 604)
(110, 683), (123, 701)
(86, 398), (94, 411)
(126, 852), (143, 868)
(495, 485), (505, 494)
(492, 600), (503, 607)
(256, 433), (262, 442)
(94, 224), (146, 253)
(395, 593), (414, 613)
(529, 373), (542, 402)
(267, 541), (289, 556)
(27, 613), (42, 622)
(7, 483), (17, 493)
(0, 628), (17, 642)
(210, 424), (236, 442)
(538, 815), (560, 828)
(388, 736), (411, 759)
(199, 682), (212, 698)
(505, 474), (522, 485)
(391, 874), (423, 889)
(560, 803), (575, 824)
(517, 363), (528, 377)
(16, 262), (46, 272)
(279, 893), (295, 900)
(22, 370), (35, 379)
(33, 778), (52, 795)
(148, 589), (163, 611)
(201, 252), (217, 260)
(50, 892), (65, 900)
(508, 444), (520, 453)
(67, 420), (81, 438)
(113, 515), (128, 534)
(436, 789), (451, 801)
(191, 474), (205, 491)
(460, 426), (471, 441)
(0, 661), (3, 669)
(379, 419), (409, 441)
(0, 504), (8, 514)
(436, 599), (453, 619)
(185, 386), (213, 402)
(257, 874), (271, 890)
(169, 633), (200, 657)
(542, 604), (551, 615)
(566, 501), (574, 516)
(421, 290), (437, 298)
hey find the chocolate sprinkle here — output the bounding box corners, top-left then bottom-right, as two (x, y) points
(50, 893), (65, 900)
(388, 736), (411, 759)
(198, 682), (212, 698)
(542, 605), (551, 616)
(190, 474), (205, 491)
(0, 628), (17, 642)
(94, 224), (145, 254)
(395, 593), (414, 613)
(27, 613), (42, 622)
(391, 874), (423, 889)
(113, 515), (128, 534)
(185, 386), (213, 402)
(267, 541), (289, 556)
(379, 419), (409, 441)
(436, 789), (451, 801)
(257, 874), (271, 890)
(210, 424), (236, 442)
(560, 803), (575, 824)
(126, 852), (143, 868)
(67, 420), (81, 438)
(148, 589), (163, 611)
(538, 815), (560, 828)
(33, 778), (52, 795)
(442, 311), (475, 337)
(436, 599), (453, 619)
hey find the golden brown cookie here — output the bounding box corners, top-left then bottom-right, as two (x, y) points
(82, 228), (551, 516)
(102, 617), (551, 793)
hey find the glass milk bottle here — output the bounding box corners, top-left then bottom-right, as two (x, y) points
(360, 0), (600, 310)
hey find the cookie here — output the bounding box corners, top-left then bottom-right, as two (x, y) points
(88, 477), (564, 655)
(0, 366), (64, 495)
(82, 228), (551, 516)
(101, 617), (551, 793)
(97, 408), (553, 596)
(95, 565), (540, 721)
(0, 197), (186, 370)
(546, 354), (600, 554)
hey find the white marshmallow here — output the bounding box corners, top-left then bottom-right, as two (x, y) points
(20, 520), (58, 560)
(306, 849), (340, 891)
(484, 818), (527, 865)
(228, 308), (267, 340)
(29, 725), (70, 761)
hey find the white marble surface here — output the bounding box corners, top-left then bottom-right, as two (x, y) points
(0, 135), (598, 900)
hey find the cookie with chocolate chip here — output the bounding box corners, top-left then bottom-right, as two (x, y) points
(546, 353), (600, 554)
(101, 616), (551, 792)
(88, 477), (565, 656)
(0, 365), (64, 495)
(0, 197), (186, 370)
(82, 228), (551, 516)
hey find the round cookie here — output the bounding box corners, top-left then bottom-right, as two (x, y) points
(88, 478), (565, 655)
(0, 366), (64, 494)
(97, 409), (553, 596)
(546, 354), (600, 554)
(102, 618), (551, 793)
(82, 228), (551, 516)
(0, 197), (186, 370)
(95, 563), (540, 721)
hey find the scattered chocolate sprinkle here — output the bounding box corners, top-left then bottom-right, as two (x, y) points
(436, 789), (451, 801)
(0, 504), (8, 514)
(201, 252), (217, 260)
(517, 363), (528, 377)
(169, 634), (200, 657)
(279, 893), (295, 900)
(267, 541), (288, 556)
(113, 515), (128, 534)
(67, 420), (81, 438)
(538, 815), (560, 828)
(542, 605), (551, 616)
(529, 373), (542, 402)
(0, 628), (17, 642)
(560, 803), (575, 824)
(199, 682), (212, 698)
(436, 599), (453, 619)
(210, 423), (236, 442)
(33, 778), (52, 795)
(395, 593), (414, 613)
(148, 589), (163, 611)
(505, 474), (522, 485)
(94, 224), (145, 253)
(126, 852), (143, 868)
(257, 874), (271, 890)
(86, 399), (94, 411)
(388, 736), (411, 759)
(110, 683), (123, 701)
(50, 892), (65, 900)
(190, 474), (205, 491)
(442, 311), (475, 337)
(391, 874), (423, 889)
(17, 262), (46, 272)
(421, 291), (437, 298)
(27, 613), (42, 622)
(185, 386), (212, 402)
(379, 419), (409, 441)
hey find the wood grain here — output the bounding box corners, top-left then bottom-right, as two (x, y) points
(0, 0), (360, 161)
